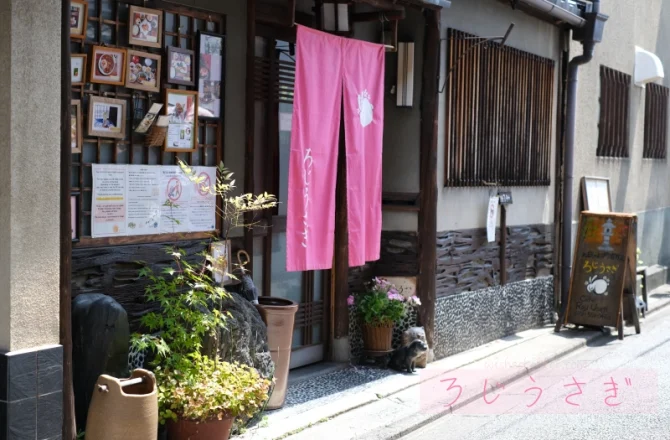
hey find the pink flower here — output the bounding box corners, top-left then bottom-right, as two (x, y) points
(347, 295), (355, 306)
(409, 295), (422, 306)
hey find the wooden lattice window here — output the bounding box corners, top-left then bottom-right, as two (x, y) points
(597, 66), (631, 158)
(643, 83), (669, 159)
(444, 29), (554, 187)
(70, 0), (226, 247)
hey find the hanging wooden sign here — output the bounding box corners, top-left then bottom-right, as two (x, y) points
(560, 211), (640, 339)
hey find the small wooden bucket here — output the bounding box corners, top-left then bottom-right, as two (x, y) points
(85, 369), (158, 440)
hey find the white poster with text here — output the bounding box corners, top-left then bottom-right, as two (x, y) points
(92, 164), (128, 238)
(126, 165), (161, 235)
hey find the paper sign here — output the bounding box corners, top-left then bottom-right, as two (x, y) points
(279, 112), (292, 132)
(135, 103), (164, 134)
(92, 164), (128, 237)
(126, 165), (161, 235)
(487, 196), (499, 243)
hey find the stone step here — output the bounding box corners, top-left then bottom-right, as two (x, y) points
(643, 264), (667, 294)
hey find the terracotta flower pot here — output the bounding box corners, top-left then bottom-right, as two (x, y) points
(167, 416), (234, 440)
(255, 296), (299, 410)
(361, 323), (394, 351)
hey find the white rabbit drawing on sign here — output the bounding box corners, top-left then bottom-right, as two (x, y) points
(585, 275), (610, 296)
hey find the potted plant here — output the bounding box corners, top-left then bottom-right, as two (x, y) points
(348, 278), (421, 352)
(155, 353), (271, 440)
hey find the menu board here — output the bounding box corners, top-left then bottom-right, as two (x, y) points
(564, 212), (637, 328)
(92, 164), (216, 238)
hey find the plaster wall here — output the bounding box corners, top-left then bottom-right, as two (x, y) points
(437, 0), (561, 231)
(0, 0), (62, 352)
(570, 0), (670, 268)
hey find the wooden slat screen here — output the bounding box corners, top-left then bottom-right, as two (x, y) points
(597, 66), (631, 158)
(444, 29), (554, 187)
(643, 83), (669, 159)
(254, 55), (296, 103)
(71, 0), (226, 247)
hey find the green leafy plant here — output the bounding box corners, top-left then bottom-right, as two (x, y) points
(348, 277), (421, 327)
(131, 163), (278, 426)
(155, 353), (272, 425)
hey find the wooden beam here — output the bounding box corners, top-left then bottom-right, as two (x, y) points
(351, 10), (405, 22)
(244, 0), (256, 272)
(333, 104), (349, 339)
(60, 1), (75, 438)
(417, 9), (440, 352)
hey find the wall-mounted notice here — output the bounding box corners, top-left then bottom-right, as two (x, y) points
(92, 164), (127, 237)
(91, 164), (217, 238)
(127, 165), (161, 236)
(486, 196), (499, 243)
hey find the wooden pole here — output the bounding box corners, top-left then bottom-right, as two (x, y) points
(244, 0), (256, 272)
(499, 205), (507, 285)
(417, 9), (440, 352)
(60, 0), (75, 437)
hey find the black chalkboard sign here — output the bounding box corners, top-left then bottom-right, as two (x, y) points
(561, 212), (638, 338)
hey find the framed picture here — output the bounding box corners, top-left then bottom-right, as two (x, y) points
(88, 96), (127, 139)
(197, 31), (225, 119)
(71, 54), (88, 86)
(71, 100), (82, 153)
(70, 1), (88, 40)
(165, 89), (198, 152)
(166, 46), (195, 87)
(581, 176), (612, 213)
(90, 46), (127, 86)
(210, 240), (232, 285)
(126, 49), (161, 93)
(128, 6), (163, 48)
(71, 192), (80, 242)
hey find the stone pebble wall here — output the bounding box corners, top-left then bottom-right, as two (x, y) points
(433, 276), (554, 359)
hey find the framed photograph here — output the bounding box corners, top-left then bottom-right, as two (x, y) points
(71, 54), (88, 86)
(135, 103), (164, 134)
(126, 49), (161, 93)
(70, 1), (88, 40)
(128, 6), (163, 48)
(90, 46), (127, 86)
(165, 89), (198, 152)
(197, 31), (225, 119)
(166, 46), (195, 87)
(71, 100), (82, 153)
(71, 192), (80, 242)
(88, 96), (127, 139)
(210, 240), (232, 285)
(581, 176), (612, 213)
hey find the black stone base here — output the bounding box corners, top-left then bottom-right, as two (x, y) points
(0, 345), (63, 440)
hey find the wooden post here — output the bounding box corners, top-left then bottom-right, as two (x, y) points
(417, 9), (440, 351)
(499, 205), (507, 285)
(244, 0), (256, 273)
(333, 104), (349, 339)
(60, 1), (75, 438)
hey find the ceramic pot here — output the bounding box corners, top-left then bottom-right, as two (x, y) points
(255, 296), (299, 410)
(361, 323), (394, 351)
(167, 416), (234, 440)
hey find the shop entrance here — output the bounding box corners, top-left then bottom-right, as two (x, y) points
(253, 35), (329, 369)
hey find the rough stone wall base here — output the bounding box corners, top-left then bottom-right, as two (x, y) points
(434, 276), (554, 359)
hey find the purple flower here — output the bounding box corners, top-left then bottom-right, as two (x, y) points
(409, 295), (422, 306)
(347, 295), (355, 306)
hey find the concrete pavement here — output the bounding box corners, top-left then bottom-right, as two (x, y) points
(238, 288), (670, 440)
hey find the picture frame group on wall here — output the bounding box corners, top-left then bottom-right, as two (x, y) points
(165, 89), (198, 152)
(167, 46), (196, 87)
(71, 100), (82, 153)
(197, 31), (225, 119)
(70, 0), (88, 40)
(90, 46), (127, 86)
(128, 6), (163, 48)
(88, 96), (127, 139)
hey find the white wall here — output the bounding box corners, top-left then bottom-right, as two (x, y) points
(436, 0), (561, 231)
(570, 0), (670, 266)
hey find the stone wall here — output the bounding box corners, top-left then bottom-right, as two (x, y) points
(436, 224), (554, 297)
(434, 276), (554, 359)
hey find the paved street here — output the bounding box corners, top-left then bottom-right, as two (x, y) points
(401, 306), (670, 440)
